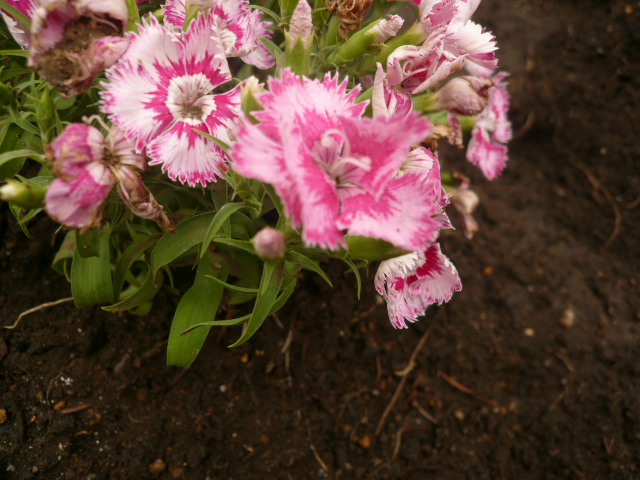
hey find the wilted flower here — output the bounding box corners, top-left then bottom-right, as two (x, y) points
(252, 227), (287, 260)
(233, 69), (444, 252)
(431, 75), (492, 115)
(0, 0), (40, 49)
(450, 181), (479, 238)
(45, 123), (173, 232)
(375, 243), (462, 328)
(466, 72), (512, 179)
(101, 15), (241, 187)
(387, 29), (466, 94)
(163, 0), (274, 69)
(326, 0), (374, 39)
(28, 0), (129, 97)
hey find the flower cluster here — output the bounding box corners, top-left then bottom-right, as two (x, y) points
(0, 0), (512, 349)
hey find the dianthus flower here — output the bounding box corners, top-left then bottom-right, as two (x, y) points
(163, 0), (274, 69)
(466, 72), (512, 179)
(101, 14), (241, 187)
(387, 0), (497, 94)
(0, 0), (39, 49)
(233, 69), (445, 252)
(375, 243), (462, 328)
(27, 0), (130, 97)
(45, 123), (173, 232)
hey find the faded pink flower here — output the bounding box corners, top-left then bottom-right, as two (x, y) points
(163, 0), (274, 69)
(45, 123), (173, 232)
(419, 0), (497, 75)
(431, 75), (492, 115)
(101, 15), (241, 187)
(28, 0), (129, 97)
(375, 243), (462, 328)
(387, 29), (466, 94)
(372, 62), (413, 119)
(466, 72), (512, 179)
(0, 0), (40, 49)
(233, 70), (441, 252)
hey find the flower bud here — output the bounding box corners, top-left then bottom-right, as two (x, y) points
(240, 76), (265, 122)
(0, 179), (46, 209)
(432, 76), (493, 116)
(285, 0), (314, 75)
(28, 0), (129, 97)
(252, 227), (286, 260)
(330, 15), (403, 66)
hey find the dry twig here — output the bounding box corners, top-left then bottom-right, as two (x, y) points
(5, 297), (74, 329)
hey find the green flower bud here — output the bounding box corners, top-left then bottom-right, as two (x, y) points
(0, 179), (47, 209)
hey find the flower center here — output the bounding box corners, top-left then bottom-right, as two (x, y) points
(166, 74), (216, 125)
(313, 129), (371, 188)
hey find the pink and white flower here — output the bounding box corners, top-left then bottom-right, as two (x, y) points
(375, 243), (462, 328)
(466, 72), (512, 179)
(163, 0), (274, 69)
(233, 69), (442, 251)
(0, 0), (40, 49)
(372, 62), (413, 119)
(387, 29), (466, 94)
(28, 0), (129, 97)
(387, 0), (497, 94)
(101, 15), (241, 187)
(45, 123), (173, 232)
(419, 0), (497, 75)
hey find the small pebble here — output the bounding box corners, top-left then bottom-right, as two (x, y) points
(149, 459), (167, 474)
(170, 466), (186, 479)
(559, 307), (575, 328)
(524, 328), (535, 337)
(454, 410), (465, 421)
(219, 385), (227, 393)
(0, 408), (7, 425)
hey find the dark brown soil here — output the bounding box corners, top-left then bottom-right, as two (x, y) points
(2, 0), (640, 478)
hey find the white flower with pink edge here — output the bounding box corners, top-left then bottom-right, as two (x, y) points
(101, 15), (241, 187)
(466, 72), (512, 179)
(375, 243), (462, 328)
(163, 0), (274, 69)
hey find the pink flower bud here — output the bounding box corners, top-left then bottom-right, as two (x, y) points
(432, 76), (493, 115)
(28, 0), (129, 97)
(252, 227), (286, 260)
(288, 0), (313, 50)
(370, 14), (403, 44)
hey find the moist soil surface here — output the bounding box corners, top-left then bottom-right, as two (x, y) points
(1, 0), (639, 479)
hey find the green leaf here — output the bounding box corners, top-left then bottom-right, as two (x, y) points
(112, 234), (161, 300)
(52, 231), (76, 280)
(150, 212), (214, 284)
(212, 237), (255, 254)
(192, 128), (231, 151)
(258, 37), (284, 65)
(71, 227), (114, 308)
(228, 260), (284, 348)
(102, 264), (163, 312)
(287, 249), (332, 287)
(0, 149), (42, 170)
(167, 252), (229, 367)
(0, 1), (31, 29)
(247, 4), (281, 23)
(341, 257), (362, 300)
(199, 202), (246, 259)
(75, 228), (101, 258)
(204, 274), (259, 294)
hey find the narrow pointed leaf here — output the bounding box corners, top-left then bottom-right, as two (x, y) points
(167, 253), (228, 367)
(199, 202), (246, 259)
(71, 227), (113, 307)
(287, 250), (332, 287)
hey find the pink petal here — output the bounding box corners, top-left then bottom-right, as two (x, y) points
(45, 164), (114, 229)
(338, 171), (443, 252)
